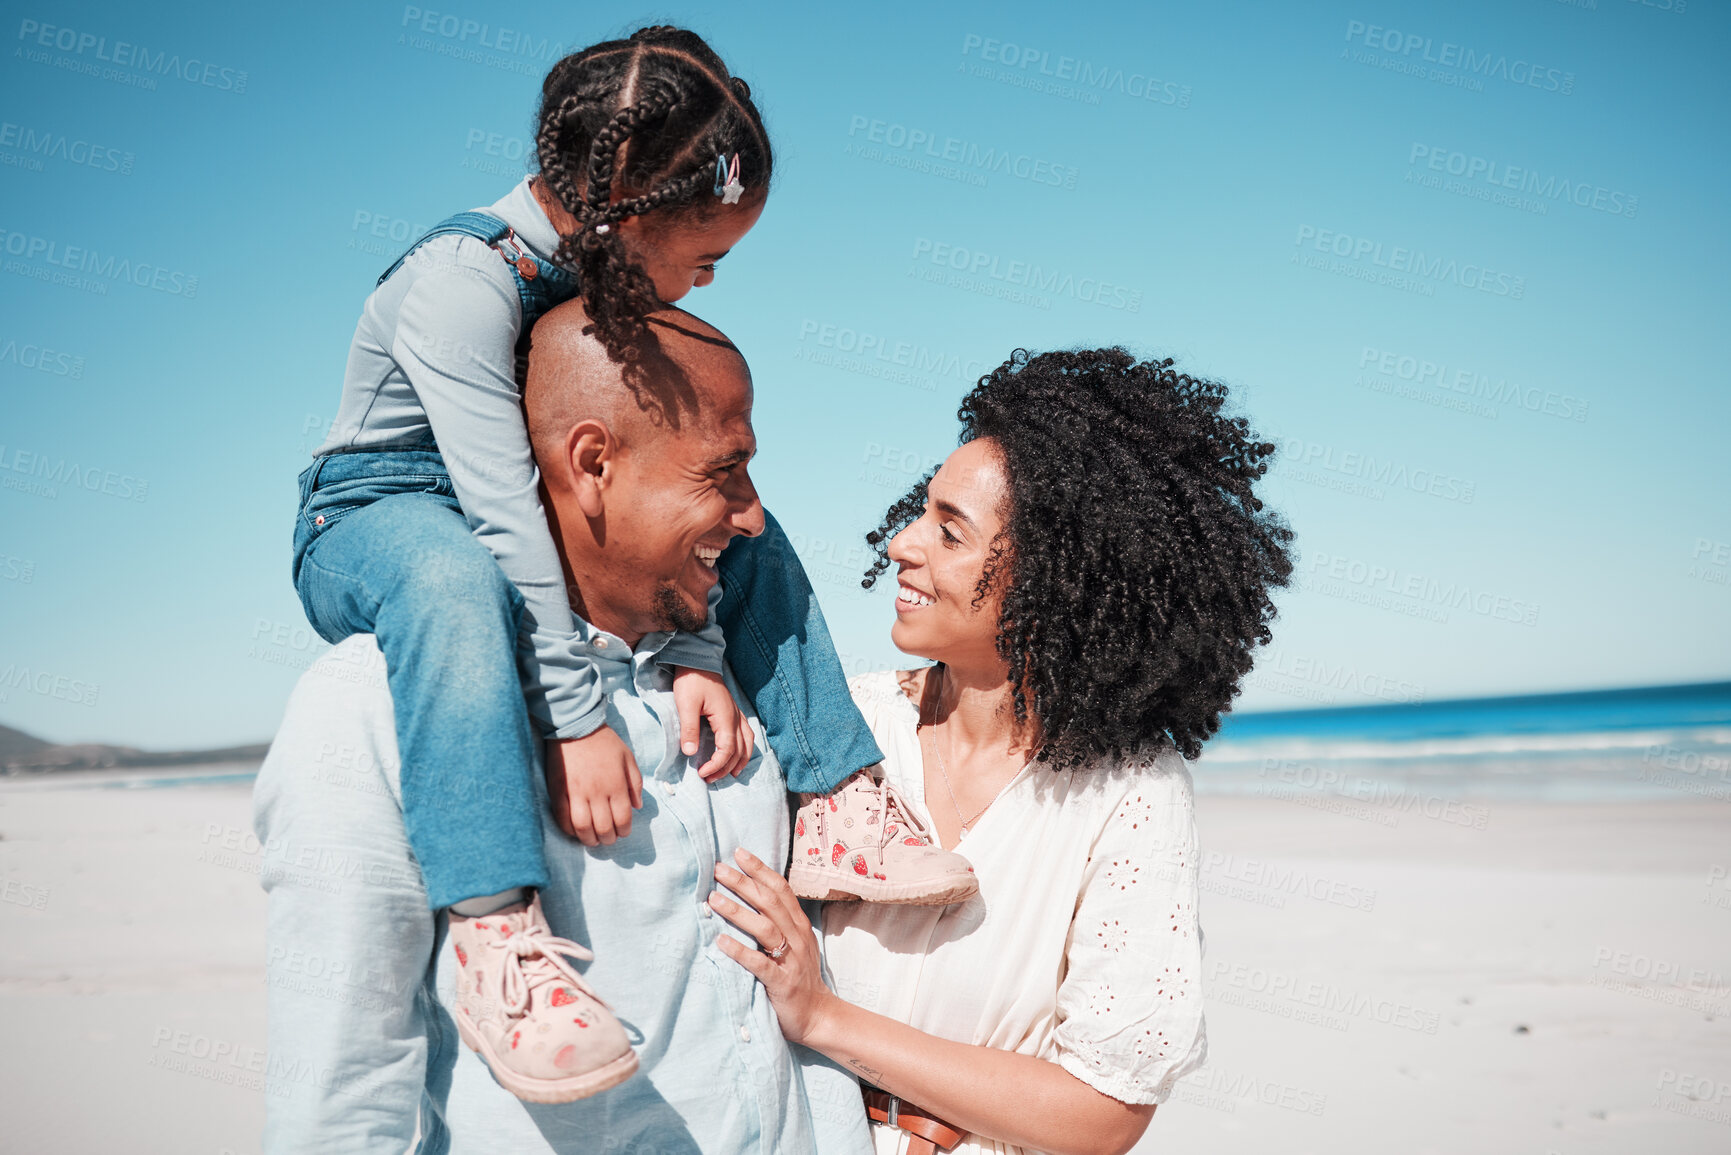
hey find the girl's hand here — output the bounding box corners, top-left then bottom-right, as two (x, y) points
(546, 729), (642, 846)
(672, 668), (754, 782)
(710, 848), (837, 1047)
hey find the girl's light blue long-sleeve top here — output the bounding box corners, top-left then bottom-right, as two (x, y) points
(314, 177), (722, 739)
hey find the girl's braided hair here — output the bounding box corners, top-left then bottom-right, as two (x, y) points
(864, 348), (1295, 769)
(535, 26), (771, 363)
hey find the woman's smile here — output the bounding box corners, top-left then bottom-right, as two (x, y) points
(895, 580), (936, 612)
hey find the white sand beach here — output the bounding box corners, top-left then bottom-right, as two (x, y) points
(1, 769), (1727, 1154)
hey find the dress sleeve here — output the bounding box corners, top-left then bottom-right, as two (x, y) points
(391, 257), (607, 739)
(1052, 756), (1207, 1105)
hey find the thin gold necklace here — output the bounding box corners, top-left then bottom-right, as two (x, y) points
(928, 666), (1019, 835)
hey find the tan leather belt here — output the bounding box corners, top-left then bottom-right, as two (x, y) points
(862, 1086), (966, 1154)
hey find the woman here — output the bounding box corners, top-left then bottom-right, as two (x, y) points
(709, 347), (1293, 1155)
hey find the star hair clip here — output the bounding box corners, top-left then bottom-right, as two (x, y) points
(713, 152), (744, 205)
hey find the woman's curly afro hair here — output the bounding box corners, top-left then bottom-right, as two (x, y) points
(864, 347), (1294, 769)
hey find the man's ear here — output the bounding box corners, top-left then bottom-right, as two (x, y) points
(565, 419), (614, 520)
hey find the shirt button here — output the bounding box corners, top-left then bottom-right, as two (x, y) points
(699, 903), (711, 918)
(739, 1025), (751, 1043)
(593, 637), (608, 650)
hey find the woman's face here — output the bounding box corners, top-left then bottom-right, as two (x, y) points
(885, 437), (1011, 671)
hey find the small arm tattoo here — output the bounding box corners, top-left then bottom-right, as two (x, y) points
(848, 1058), (885, 1084)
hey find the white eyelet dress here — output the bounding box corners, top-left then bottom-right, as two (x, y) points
(818, 671), (1208, 1155)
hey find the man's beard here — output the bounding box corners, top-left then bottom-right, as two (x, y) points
(653, 582), (708, 635)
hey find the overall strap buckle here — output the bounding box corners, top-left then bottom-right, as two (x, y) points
(493, 227), (539, 281)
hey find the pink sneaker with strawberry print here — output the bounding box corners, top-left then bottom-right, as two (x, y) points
(789, 770), (978, 905)
(448, 894), (637, 1104)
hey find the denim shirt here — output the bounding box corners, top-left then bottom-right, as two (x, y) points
(314, 178), (722, 739)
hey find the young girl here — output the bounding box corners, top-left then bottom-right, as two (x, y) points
(289, 26), (977, 1106)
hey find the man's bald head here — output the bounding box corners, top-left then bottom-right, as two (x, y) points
(524, 300), (751, 465)
(523, 298), (764, 647)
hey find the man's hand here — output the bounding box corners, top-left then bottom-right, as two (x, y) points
(545, 727), (642, 846)
(672, 667), (754, 782)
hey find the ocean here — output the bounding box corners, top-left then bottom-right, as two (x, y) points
(8, 683), (1729, 807)
(1196, 681), (1731, 804)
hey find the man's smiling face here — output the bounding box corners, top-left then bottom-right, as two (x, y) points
(524, 303), (766, 647)
(610, 376), (762, 637)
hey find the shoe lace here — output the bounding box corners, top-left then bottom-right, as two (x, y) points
(482, 925), (597, 1017)
(873, 778), (934, 849)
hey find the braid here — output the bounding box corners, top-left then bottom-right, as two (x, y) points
(536, 95), (585, 228)
(532, 27), (774, 364)
(579, 81), (680, 222)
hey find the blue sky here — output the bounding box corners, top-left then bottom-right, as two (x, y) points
(1, 0), (1726, 747)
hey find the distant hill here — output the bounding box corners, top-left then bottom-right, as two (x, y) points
(0, 723), (269, 774)
(0, 723), (52, 761)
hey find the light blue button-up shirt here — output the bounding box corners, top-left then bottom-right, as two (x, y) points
(254, 626), (870, 1154)
(421, 618), (871, 1153)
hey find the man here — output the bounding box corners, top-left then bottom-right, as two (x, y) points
(253, 301), (872, 1153)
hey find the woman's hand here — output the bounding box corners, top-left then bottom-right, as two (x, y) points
(710, 848), (838, 1047)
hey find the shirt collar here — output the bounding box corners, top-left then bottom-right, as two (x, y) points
(571, 611), (676, 665)
(487, 177), (563, 264)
